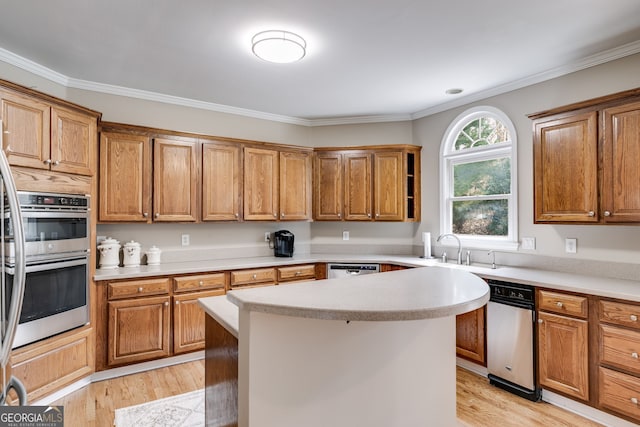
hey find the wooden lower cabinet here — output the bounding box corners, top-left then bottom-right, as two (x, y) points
(108, 295), (171, 366)
(538, 310), (589, 401)
(174, 289), (225, 354)
(10, 327), (94, 403)
(456, 306), (486, 366)
(277, 264), (316, 284)
(230, 267), (276, 289)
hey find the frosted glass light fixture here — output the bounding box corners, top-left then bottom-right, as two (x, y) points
(252, 30), (306, 63)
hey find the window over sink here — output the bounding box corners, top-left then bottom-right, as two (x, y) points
(440, 106), (518, 250)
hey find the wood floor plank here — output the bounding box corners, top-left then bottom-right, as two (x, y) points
(52, 361), (603, 426)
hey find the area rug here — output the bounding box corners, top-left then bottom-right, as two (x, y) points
(114, 389), (204, 427)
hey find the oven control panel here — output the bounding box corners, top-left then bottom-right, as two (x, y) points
(16, 191), (89, 210)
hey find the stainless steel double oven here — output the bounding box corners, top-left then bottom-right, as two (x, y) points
(4, 191), (90, 348)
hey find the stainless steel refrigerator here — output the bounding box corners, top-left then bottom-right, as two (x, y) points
(0, 120), (27, 405)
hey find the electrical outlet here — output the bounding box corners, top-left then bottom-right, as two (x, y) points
(342, 231), (349, 241)
(96, 235), (106, 244)
(565, 238), (577, 253)
(181, 234), (190, 246)
(265, 232), (271, 242)
(521, 237), (536, 250)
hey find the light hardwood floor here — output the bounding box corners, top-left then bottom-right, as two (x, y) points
(53, 361), (602, 426)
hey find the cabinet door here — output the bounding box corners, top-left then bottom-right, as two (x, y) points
(202, 142), (241, 221)
(373, 151), (403, 221)
(456, 306), (486, 366)
(99, 132), (152, 222)
(602, 101), (640, 222)
(107, 296), (171, 366)
(153, 137), (199, 222)
(0, 90), (50, 170)
(538, 311), (589, 401)
(279, 150), (311, 220)
(174, 289), (225, 354)
(50, 106), (96, 176)
(533, 112), (598, 222)
(344, 152), (372, 221)
(313, 152), (343, 220)
(244, 147), (279, 220)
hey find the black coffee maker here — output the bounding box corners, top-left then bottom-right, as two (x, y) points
(274, 230), (294, 257)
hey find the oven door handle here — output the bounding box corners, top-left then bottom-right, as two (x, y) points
(0, 144), (26, 369)
(19, 210), (89, 219)
(5, 257), (88, 275)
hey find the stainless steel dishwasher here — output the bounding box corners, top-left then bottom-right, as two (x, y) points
(327, 263), (379, 279)
(486, 279), (541, 401)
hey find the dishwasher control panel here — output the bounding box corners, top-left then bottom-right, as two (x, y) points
(487, 279), (535, 307)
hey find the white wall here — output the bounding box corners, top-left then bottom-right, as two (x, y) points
(413, 53), (640, 264)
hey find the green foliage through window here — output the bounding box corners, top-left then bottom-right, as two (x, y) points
(454, 117), (510, 151)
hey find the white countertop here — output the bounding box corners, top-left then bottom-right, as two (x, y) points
(224, 267), (489, 321)
(96, 253), (640, 302)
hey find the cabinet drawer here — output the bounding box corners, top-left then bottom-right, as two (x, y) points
(108, 278), (171, 300)
(599, 367), (640, 422)
(539, 290), (588, 318)
(230, 268), (276, 288)
(277, 264), (316, 282)
(174, 273), (227, 292)
(600, 300), (640, 330)
(600, 325), (640, 375)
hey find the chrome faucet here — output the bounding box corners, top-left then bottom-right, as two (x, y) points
(437, 233), (462, 264)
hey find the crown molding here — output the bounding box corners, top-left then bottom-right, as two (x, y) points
(411, 39), (640, 120)
(2, 40), (640, 127)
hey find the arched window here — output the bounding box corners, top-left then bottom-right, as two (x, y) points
(440, 106), (518, 250)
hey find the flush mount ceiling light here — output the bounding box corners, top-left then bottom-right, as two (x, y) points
(445, 88), (464, 95)
(252, 30), (306, 63)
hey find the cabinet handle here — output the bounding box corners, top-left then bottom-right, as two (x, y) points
(137, 287), (143, 292)
(143, 212), (148, 218)
(44, 159), (52, 165)
(556, 301), (564, 308)
(632, 397), (638, 405)
(2, 130), (9, 134)
(632, 352), (639, 359)
(632, 315), (638, 322)
(604, 211), (611, 217)
(588, 211), (595, 217)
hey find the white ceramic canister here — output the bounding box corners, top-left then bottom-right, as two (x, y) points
(123, 240), (142, 267)
(97, 237), (121, 269)
(146, 245), (162, 265)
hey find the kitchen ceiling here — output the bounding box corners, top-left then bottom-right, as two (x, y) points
(0, 1), (639, 125)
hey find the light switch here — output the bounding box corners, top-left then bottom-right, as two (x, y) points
(565, 238), (577, 253)
(522, 237), (536, 250)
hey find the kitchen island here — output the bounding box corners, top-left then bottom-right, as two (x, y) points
(199, 265), (488, 427)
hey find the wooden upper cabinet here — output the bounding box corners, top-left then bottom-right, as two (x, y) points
(533, 111), (599, 223)
(314, 151), (343, 221)
(50, 105), (96, 176)
(344, 152), (372, 221)
(244, 147), (279, 220)
(99, 132), (152, 222)
(202, 142), (241, 221)
(153, 137), (199, 222)
(0, 90), (50, 169)
(601, 100), (640, 223)
(373, 151), (403, 221)
(0, 89), (97, 176)
(279, 150), (312, 220)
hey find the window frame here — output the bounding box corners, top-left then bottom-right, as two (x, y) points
(439, 106), (518, 250)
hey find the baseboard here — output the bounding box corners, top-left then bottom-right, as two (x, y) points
(456, 357), (488, 377)
(541, 389), (638, 427)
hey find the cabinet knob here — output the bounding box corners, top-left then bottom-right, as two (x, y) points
(235, 213), (239, 218)
(155, 213), (160, 218)
(137, 287), (143, 292)
(281, 213), (285, 218)
(164, 301), (169, 306)
(367, 213), (371, 218)
(588, 211), (595, 217)
(199, 280), (204, 286)
(273, 213), (277, 217)
(375, 213), (380, 218)
(3, 130), (10, 134)
(252, 274), (257, 279)
(295, 271), (301, 276)
(338, 213), (341, 218)
(632, 352), (639, 359)
(556, 301), (563, 308)
(175, 300), (180, 305)
(604, 211), (611, 217)
(631, 314), (638, 322)
(631, 397), (638, 405)
(53, 160), (60, 165)
(44, 159), (52, 165)
(143, 212), (148, 218)
(538, 319), (543, 324)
